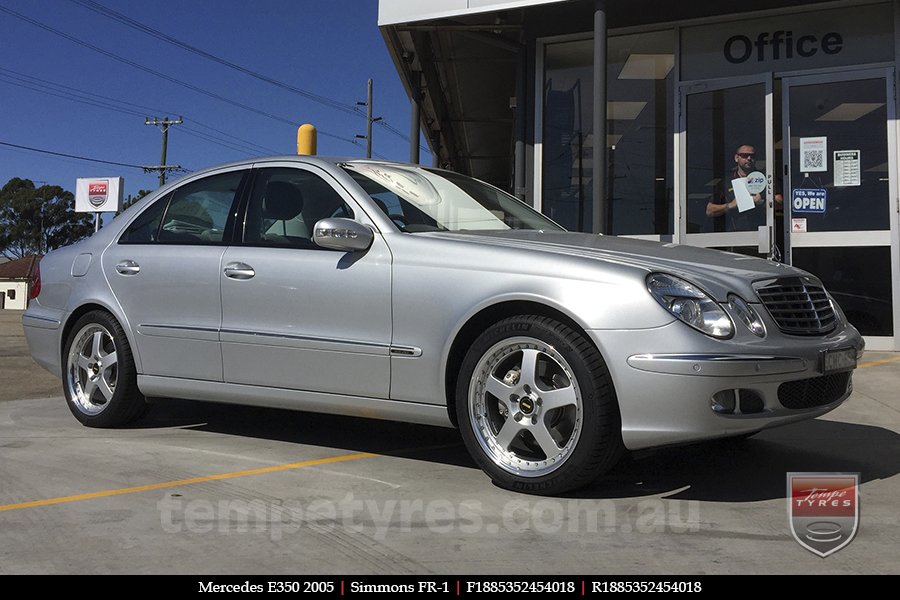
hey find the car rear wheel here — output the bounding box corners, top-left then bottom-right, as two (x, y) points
(63, 310), (146, 427)
(456, 315), (623, 494)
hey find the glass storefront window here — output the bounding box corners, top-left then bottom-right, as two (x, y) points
(792, 246), (893, 337)
(685, 83), (770, 234)
(786, 78), (889, 232)
(543, 38), (592, 232)
(542, 30), (674, 235)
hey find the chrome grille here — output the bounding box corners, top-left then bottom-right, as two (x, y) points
(755, 278), (837, 335)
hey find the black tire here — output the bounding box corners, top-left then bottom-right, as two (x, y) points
(62, 310), (146, 427)
(456, 315), (623, 494)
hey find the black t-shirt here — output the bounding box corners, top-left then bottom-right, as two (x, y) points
(709, 167), (767, 232)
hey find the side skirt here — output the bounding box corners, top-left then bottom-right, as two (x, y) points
(137, 375), (455, 428)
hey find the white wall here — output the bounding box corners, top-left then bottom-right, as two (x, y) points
(378, 0), (568, 25)
(1, 282), (28, 310)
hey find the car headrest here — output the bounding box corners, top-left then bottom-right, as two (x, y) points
(263, 181), (303, 220)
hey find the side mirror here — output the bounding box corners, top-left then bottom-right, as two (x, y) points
(312, 218), (374, 252)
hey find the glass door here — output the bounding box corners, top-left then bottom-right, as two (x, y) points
(782, 69), (898, 349)
(679, 74), (776, 257)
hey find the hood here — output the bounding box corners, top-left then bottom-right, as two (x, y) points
(423, 230), (808, 301)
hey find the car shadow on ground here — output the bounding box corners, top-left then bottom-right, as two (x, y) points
(584, 419), (900, 502)
(132, 397), (476, 468)
(132, 399), (900, 502)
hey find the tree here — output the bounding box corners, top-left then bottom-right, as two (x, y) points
(0, 178), (95, 259)
(118, 189), (152, 215)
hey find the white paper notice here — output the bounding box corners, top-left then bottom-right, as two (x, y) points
(731, 177), (755, 213)
(799, 137), (828, 172)
(833, 150), (861, 186)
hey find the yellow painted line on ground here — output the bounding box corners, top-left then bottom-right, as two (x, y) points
(858, 355), (900, 369)
(0, 452), (375, 513)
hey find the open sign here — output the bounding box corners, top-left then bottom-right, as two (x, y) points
(791, 188), (827, 213)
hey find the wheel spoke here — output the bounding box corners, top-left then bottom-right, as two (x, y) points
(519, 348), (541, 389)
(97, 377), (114, 402)
(90, 331), (104, 358)
(102, 351), (117, 369)
(76, 354), (92, 373)
(493, 418), (522, 451)
(541, 385), (578, 411)
(82, 377), (97, 402)
(484, 374), (514, 401)
(532, 422), (562, 459)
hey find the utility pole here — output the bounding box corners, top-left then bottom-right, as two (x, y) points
(355, 79), (382, 159)
(144, 116), (183, 186)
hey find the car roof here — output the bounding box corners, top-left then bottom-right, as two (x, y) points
(183, 155), (423, 177)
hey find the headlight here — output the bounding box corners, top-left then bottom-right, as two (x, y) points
(728, 294), (766, 337)
(647, 273), (733, 339)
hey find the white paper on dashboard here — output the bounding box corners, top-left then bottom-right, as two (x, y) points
(731, 177), (755, 213)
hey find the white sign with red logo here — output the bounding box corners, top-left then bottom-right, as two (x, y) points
(75, 177), (124, 213)
(788, 472), (859, 557)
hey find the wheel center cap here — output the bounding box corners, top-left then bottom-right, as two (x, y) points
(519, 396), (535, 415)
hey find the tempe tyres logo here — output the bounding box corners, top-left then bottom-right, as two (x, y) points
(88, 180), (108, 208)
(788, 473), (859, 557)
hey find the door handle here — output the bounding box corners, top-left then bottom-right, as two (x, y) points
(224, 262), (255, 280)
(115, 260), (140, 275)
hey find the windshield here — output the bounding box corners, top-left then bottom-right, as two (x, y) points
(342, 163), (565, 233)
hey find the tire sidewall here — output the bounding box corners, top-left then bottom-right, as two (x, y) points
(456, 316), (619, 494)
(62, 310), (142, 427)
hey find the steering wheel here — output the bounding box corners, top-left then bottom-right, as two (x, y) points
(389, 213), (409, 231)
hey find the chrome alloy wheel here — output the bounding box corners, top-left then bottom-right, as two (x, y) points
(468, 336), (583, 477)
(66, 323), (119, 416)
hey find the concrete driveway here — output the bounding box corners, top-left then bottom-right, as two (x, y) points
(1, 309), (898, 574)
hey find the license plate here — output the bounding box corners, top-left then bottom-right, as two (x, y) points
(821, 348), (857, 374)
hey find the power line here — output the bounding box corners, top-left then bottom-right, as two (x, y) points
(0, 67), (282, 156)
(0, 72), (144, 117)
(66, 0), (424, 151)
(179, 126), (274, 157)
(0, 5), (362, 150)
(0, 140), (152, 170)
(0, 73), (383, 162)
(68, 0), (359, 115)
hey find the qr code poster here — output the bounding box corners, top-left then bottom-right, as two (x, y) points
(800, 136), (828, 172)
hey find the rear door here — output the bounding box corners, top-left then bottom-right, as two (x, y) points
(103, 167), (249, 380)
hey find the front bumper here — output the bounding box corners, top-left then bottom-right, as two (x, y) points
(588, 321), (864, 451)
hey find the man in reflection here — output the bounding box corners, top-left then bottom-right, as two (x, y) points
(706, 144), (767, 232)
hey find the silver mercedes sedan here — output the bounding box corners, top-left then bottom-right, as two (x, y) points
(24, 156), (864, 494)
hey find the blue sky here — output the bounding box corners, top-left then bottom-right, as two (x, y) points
(0, 0), (421, 199)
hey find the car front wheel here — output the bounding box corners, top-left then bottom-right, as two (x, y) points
(456, 315), (623, 494)
(63, 310), (146, 427)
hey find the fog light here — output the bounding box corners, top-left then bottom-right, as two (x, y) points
(738, 390), (765, 414)
(711, 390), (736, 414)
